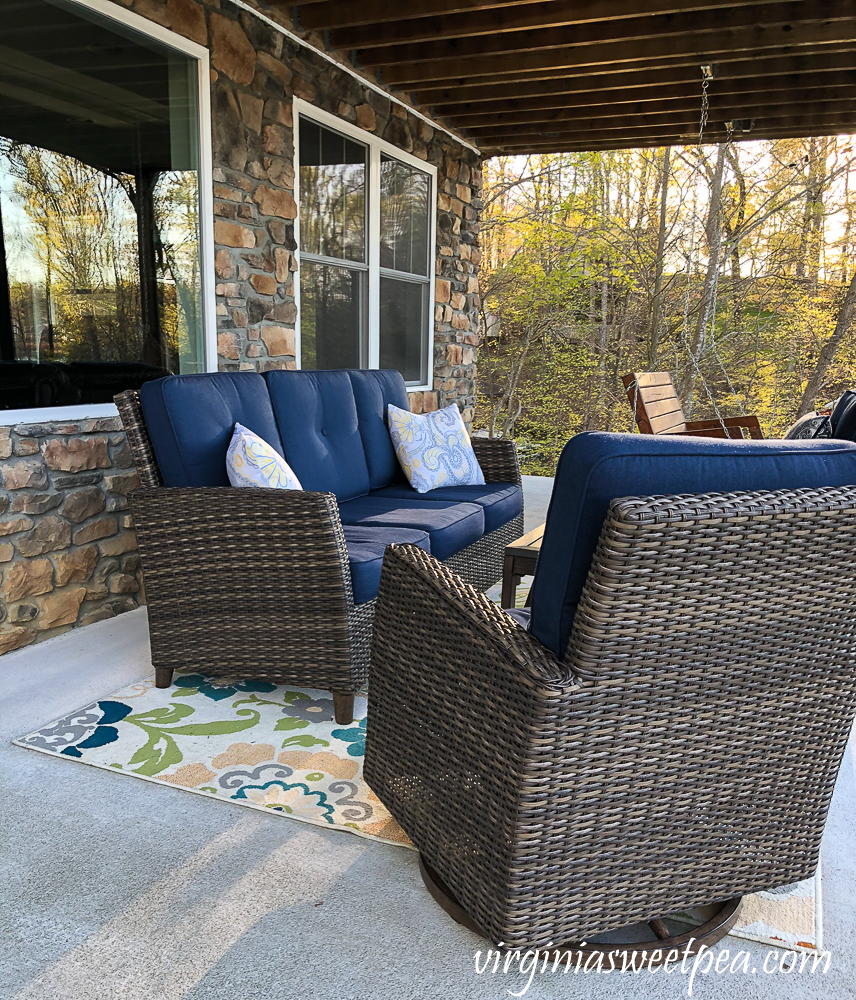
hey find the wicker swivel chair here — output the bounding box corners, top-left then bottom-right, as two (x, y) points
(365, 431), (856, 956)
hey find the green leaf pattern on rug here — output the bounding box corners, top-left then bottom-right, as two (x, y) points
(125, 704), (261, 776)
(274, 717), (309, 731)
(279, 735), (329, 750)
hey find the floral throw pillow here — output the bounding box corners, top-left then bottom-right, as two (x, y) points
(387, 403), (485, 494)
(226, 423), (302, 490)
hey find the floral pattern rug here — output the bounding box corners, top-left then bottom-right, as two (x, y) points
(15, 673), (409, 846)
(15, 664), (821, 952)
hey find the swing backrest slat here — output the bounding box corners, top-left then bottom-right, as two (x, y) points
(622, 372), (687, 435)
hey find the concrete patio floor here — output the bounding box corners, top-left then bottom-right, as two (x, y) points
(2, 476), (855, 1000)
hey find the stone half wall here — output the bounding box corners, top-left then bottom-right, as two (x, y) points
(0, 420), (143, 654)
(0, 0), (482, 654)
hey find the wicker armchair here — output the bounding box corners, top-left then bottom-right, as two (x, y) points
(365, 459), (856, 954)
(115, 389), (522, 725)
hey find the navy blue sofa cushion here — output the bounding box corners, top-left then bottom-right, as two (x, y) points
(348, 370), (410, 490)
(369, 482), (522, 533)
(343, 525), (430, 604)
(139, 372), (283, 488)
(264, 370), (370, 501)
(338, 496), (484, 561)
(529, 431), (856, 659)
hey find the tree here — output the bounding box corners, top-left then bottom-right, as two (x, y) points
(477, 135), (856, 471)
(796, 270), (856, 418)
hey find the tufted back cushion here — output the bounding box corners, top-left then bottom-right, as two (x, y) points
(348, 369), (409, 490)
(263, 370), (370, 501)
(140, 372), (283, 488)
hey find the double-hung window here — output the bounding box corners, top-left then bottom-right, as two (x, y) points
(296, 103), (436, 389)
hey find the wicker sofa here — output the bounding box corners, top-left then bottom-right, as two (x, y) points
(115, 369), (522, 724)
(365, 431), (856, 954)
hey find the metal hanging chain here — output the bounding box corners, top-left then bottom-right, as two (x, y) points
(701, 117), (732, 359)
(704, 120), (753, 418)
(675, 66), (730, 430)
(679, 70), (709, 350)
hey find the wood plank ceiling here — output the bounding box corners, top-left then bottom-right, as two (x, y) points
(283, 0), (856, 154)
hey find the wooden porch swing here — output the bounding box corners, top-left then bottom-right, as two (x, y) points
(622, 371), (763, 437)
(623, 66), (764, 440)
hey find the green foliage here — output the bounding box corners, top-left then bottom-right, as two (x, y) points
(477, 139), (856, 471)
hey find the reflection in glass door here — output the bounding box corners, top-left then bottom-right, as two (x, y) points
(0, 0), (207, 409)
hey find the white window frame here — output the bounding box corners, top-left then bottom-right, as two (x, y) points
(0, 0), (216, 425)
(293, 98), (437, 392)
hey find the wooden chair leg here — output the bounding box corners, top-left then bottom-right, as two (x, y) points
(500, 553), (518, 608)
(155, 667), (174, 688)
(332, 691), (355, 725)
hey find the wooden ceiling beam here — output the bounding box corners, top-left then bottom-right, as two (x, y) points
(381, 20), (856, 85)
(487, 128), (856, 154)
(295, 0), (538, 26)
(329, 0), (801, 49)
(446, 83), (856, 126)
(298, 0), (780, 33)
(417, 51), (856, 107)
(472, 110), (856, 145)
(451, 87), (856, 128)
(358, 2), (853, 68)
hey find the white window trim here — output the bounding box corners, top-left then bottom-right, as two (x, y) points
(0, 0), (217, 426)
(293, 98), (438, 392)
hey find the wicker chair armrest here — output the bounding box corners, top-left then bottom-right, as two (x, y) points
(471, 437), (522, 485)
(128, 486), (354, 602)
(373, 542), (572, 690)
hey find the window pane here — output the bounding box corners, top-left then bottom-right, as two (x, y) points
(0, 0), (204, 409)
(380, 155), (430, 276)
(300, 260), (365, 370)
(299, 119), (366, 263)
(380, 276), (426, 384)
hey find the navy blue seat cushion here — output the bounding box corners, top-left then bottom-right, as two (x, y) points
(369, 482), (522, 533)
(337, 496), (484, 561)
(140, 372), (283, 488)
(504, 607), (531, 629)
(530, 431), (856, 659)
(344, 525), (430, 604)
(348, 370), (410, 490)
(264, 370), (370, 501)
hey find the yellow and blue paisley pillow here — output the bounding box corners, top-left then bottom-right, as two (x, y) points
(226, 423), (302, 490)
(387, 403), (485, 494)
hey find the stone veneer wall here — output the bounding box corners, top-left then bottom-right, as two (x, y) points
(0, 419), (142, 653)
(0, 0), (482, 654)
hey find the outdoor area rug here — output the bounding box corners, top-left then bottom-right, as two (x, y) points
(14, 669), (822, 953)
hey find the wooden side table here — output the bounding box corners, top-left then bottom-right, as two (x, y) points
(500, 522), (545, 608)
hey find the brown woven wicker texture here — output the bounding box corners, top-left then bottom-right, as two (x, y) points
(364, 486), (856, 949)
(114, 391), (522, 694)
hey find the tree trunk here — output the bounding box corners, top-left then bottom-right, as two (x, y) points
(795, 138), (827, 294)
(648, 145), (671, 366)
(685, 143), (727, 417)
(692, 143), (727, 355)
(796, 269), (856, 418)
(725, 145), (746, 331)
